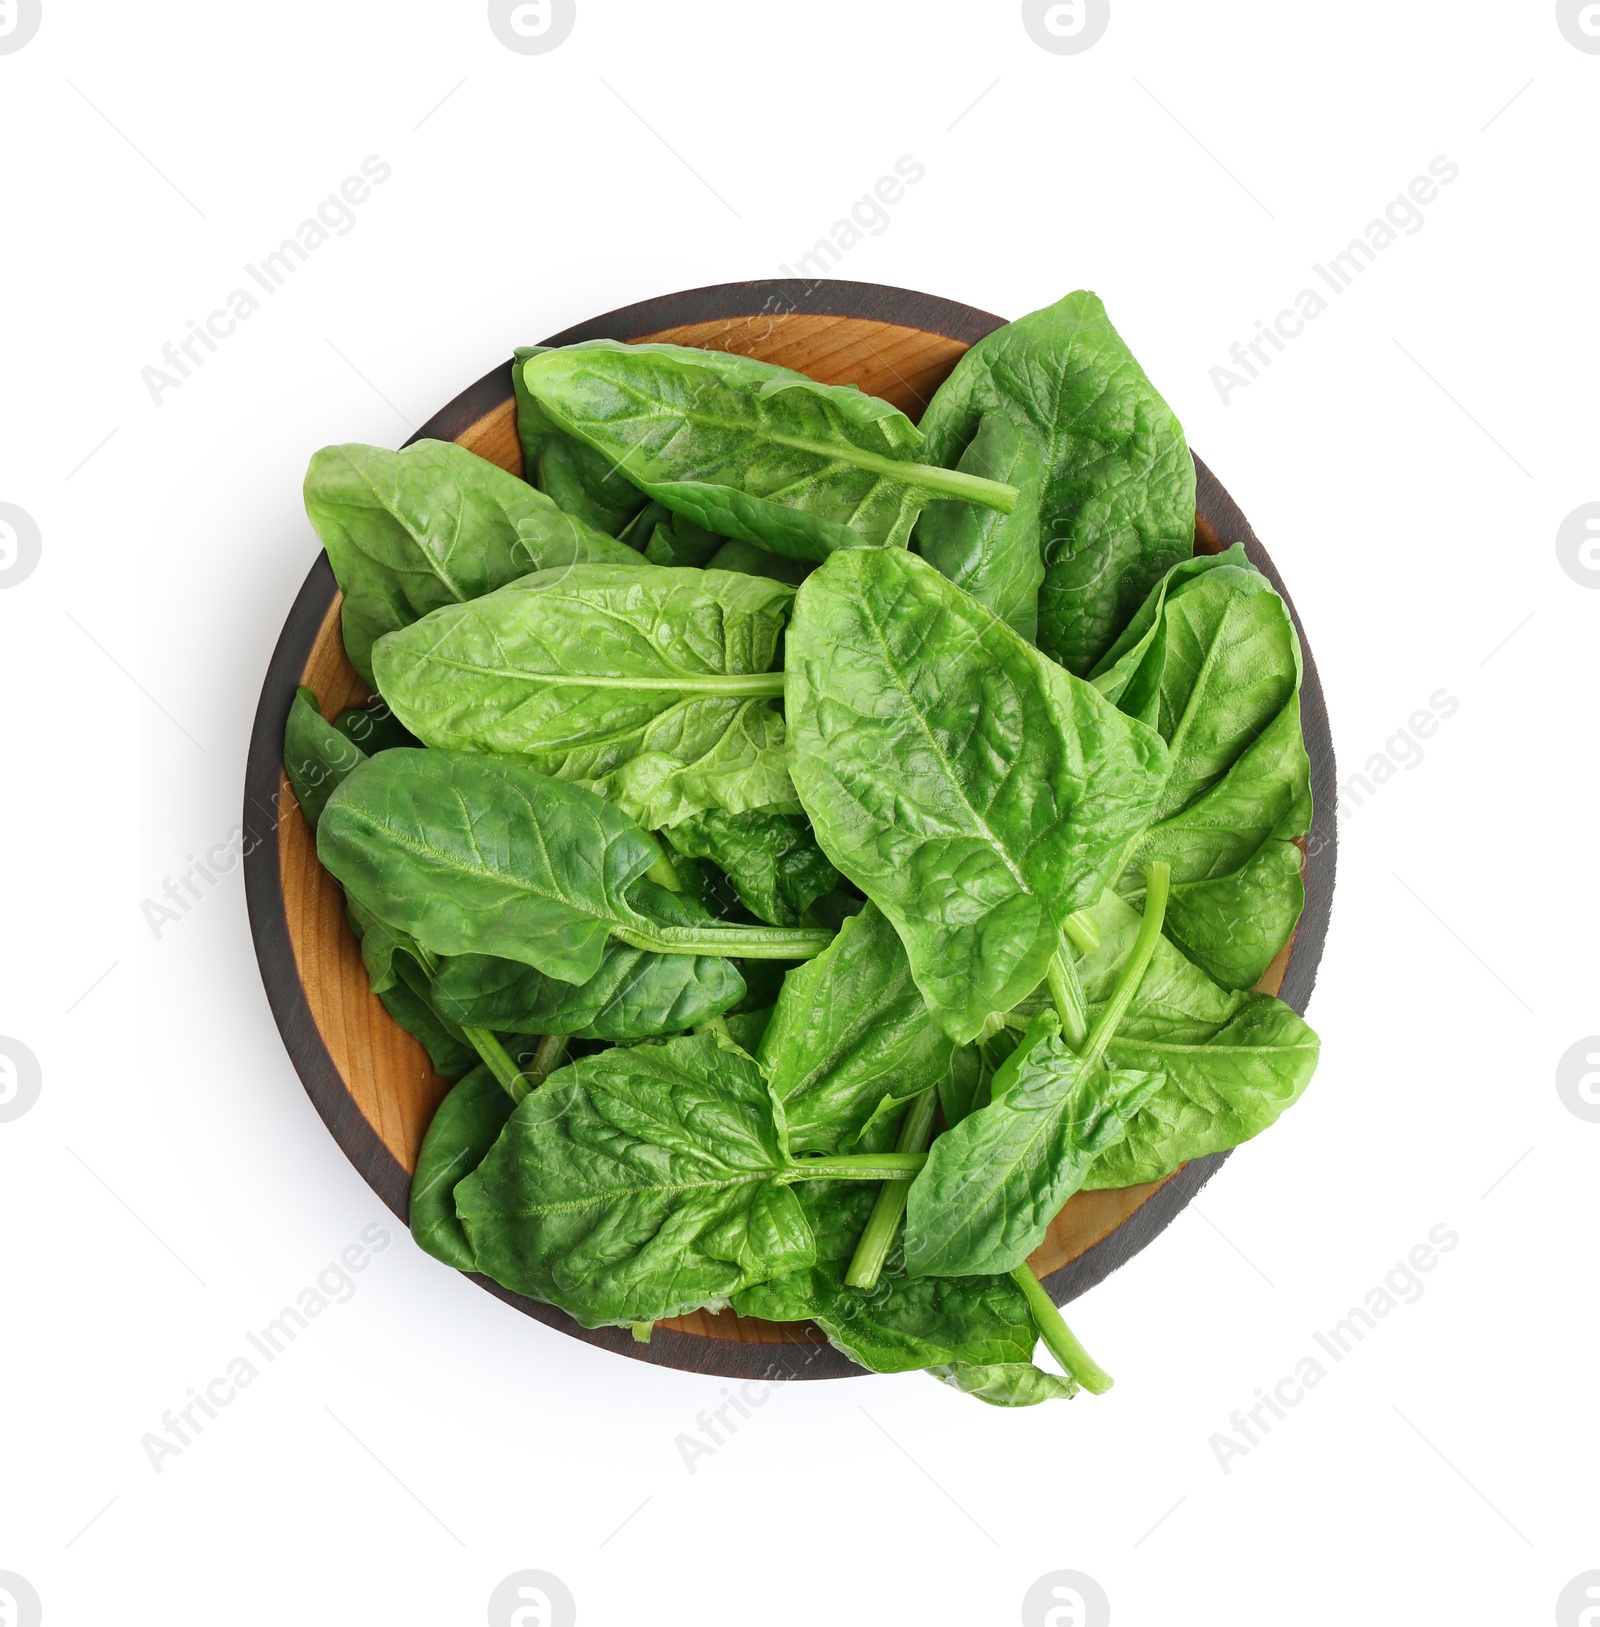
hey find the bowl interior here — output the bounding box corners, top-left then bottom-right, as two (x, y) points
(273, 303), (1300, 1353)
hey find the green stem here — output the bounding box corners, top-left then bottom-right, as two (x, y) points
(1010, 1266), (1114, 1395)
(1045, 952), (1089, 1051)
(630, 1321), (654, 1344)
(1082, 861), (1171, 1072)
(794, 1153), (928, 1181)
(1062, 909), (1101, 954)
(462, 1026), (532, 1104)
(696, 1015), (732, 1040)
(615, 921), (835, 960)
(844, 1091), (938, 1290)
(523, 1032), (569, 1087)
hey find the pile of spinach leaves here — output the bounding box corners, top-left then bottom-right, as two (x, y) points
(286, 291), (1320, 1407)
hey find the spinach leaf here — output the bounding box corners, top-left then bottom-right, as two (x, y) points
(1092, 547), (1311, 987)
(930, 1362), (1078, 1406)
(787, 546), (1170, 1042)
(913, 411), (1046, 642)
(317, 750), (833, 985)
(704, 536), (813, 586)
(903, 1012), (1163, 1278)
(334, 697), (420, 755)
(430, 941), (745, 1041)
(304, 438), (639, 684)
(918, 291), (1196, 675)
(410, 1065), (516, 1268)
(372, 562), (799, 830)
(284, 686), (366, 827)
(662, 807), (840, 927)
(1073, 891), (1319, 1189)
(514, 346), (650, 536)
(343, 898), (480, 1080)
(734, 1176), (1036, 1359)
(642, 507), (725, 568)
(522, 341), (1017, 564)
(757, 903), (974, 1155)
(454, 1030), (919, 1327)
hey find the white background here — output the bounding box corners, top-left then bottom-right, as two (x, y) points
(2, 2), (1596, 1623)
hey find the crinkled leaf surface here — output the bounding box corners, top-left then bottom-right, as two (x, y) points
(732, 1179), (1040, 1376)
(663, 806), (839, 927)
(787, 546), (1170, 1042)
(930, 1361), (1078, 1406)
(1093, 548), (1311, 987)
(431, 940), (745, 1041)
(904, 1012), (1163, 1278)
(757, 903), (974, 1155)
(514, 345), (650, 536)
(523, 341), (1012, 563)
(373, 562), (797, 829)
(317, 750), (661, 984)
(1073, 891), (1320, 1189)
(455, 1031), (814, 1326)
(914, 410), (1046, 642)
(918, 291), (1195, 675)
(304, 438), (636, 683)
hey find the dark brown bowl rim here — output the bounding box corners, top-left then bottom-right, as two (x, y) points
(242, 277), (1337, 1381)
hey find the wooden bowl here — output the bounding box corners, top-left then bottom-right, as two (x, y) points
(243, 280), (1337, 1380)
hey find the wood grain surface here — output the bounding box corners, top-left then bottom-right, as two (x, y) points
(245, 279), (1336, 1381)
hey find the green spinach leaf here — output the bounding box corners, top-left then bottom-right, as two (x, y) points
(430, 941), (746, 1041)
(1092, 547), (1311, 987)
(454, 1032), (817, 1326)
(284, 686), (366, 827)
(930, 1361), (1079, 1405)
(757, 903), (974, 1154)
(1072, 892), (1320, 1189)
(410, 1065), (516, 1268)
(304, 438), (638, 684)
(918, 291), (1196, 675)
(372, 561), (799, 830)
(522, 341), (1017, 564)
(317, 750), (833, 985)
(787, 546), (1170, 1042)
(662, 807), (839, 927)
(903, 1012), (1163, 1278)
(913, 410), (1046, 642)
(514, 345), (650, 536)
